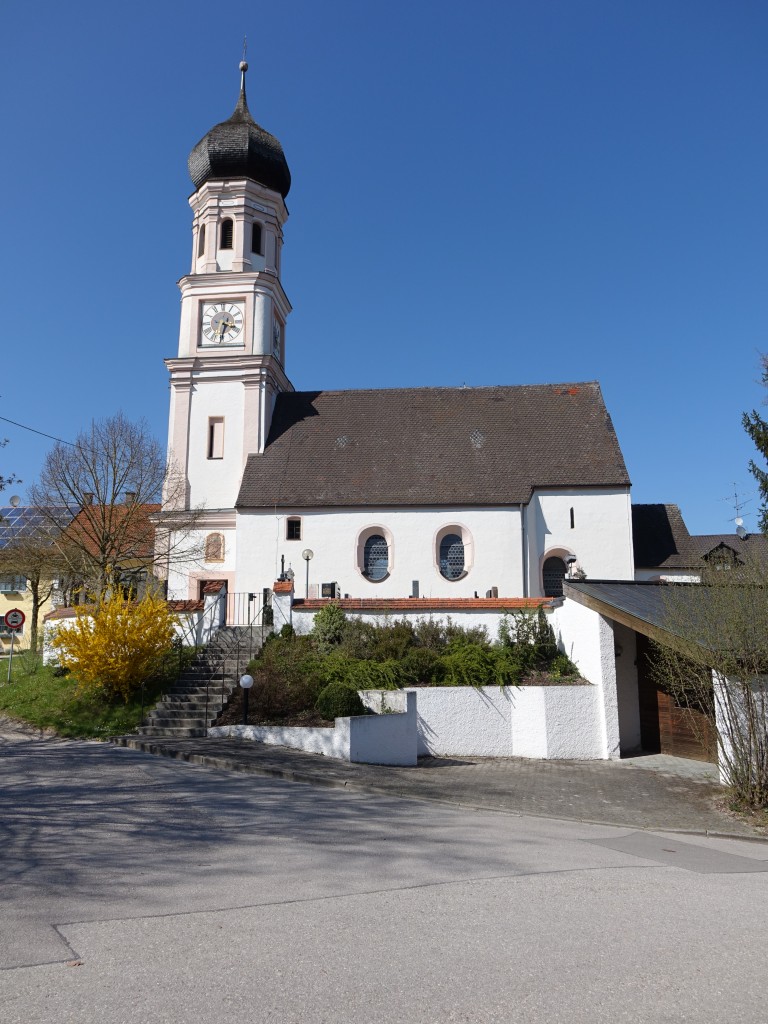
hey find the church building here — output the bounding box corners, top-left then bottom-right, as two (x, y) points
(164, 64), (635, 613)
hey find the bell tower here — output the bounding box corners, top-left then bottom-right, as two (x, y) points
(164, 61), (292, 511)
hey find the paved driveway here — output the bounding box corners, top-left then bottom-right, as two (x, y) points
(2, 735), (768, 1023)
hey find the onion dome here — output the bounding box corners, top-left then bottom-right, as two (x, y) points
(188, 62), (291, 198)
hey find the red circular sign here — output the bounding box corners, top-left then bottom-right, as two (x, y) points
(5, 608), (25, 630)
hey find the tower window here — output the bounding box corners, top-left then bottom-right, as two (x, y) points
(286, 517), (301, 540)
(207, 417), (224, 460)
(570, 507), (575, 529)
(219, 219), (233, 250)
(198, 224), (206, 256)
(251, 222), (262, 255)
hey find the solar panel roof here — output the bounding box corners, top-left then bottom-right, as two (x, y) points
(0, 506), (77, 548)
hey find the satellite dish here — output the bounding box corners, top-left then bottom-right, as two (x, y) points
(9, 495), (20, 508)
(736, 524), (747, 539)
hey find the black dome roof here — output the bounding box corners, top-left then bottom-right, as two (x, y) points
(188, 73), (291, 198)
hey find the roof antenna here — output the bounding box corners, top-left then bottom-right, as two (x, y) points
(722, 483), (751, 536)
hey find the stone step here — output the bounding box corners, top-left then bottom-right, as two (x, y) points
(146, 716), (208, 728)
(158, 698), (226, 710)
(136, 726), (207, 738)
(166, 685), (234, 696)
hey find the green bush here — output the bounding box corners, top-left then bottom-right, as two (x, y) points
(549, 652), (578, 678)
(367, 620), (417, 661)
(315, 681), (366, 720)
(399, 647), (444, 685)
(338, 618), (378, 659)
(440, 643), (497, 687)
(347, 659), (403, 690)
(312, 602), (347, 652)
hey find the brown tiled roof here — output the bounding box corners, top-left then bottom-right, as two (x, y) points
(237, 383), (629, 508)
(632, 504), (690, 567)
(167, 599), (204, 612)
(632, 504), (768, 569)
(63, 503), (160, 560)
(294, 597), (552, 612)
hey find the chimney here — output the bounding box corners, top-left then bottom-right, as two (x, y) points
(82, 492), (94, 506)
(124, 491), (136, 504)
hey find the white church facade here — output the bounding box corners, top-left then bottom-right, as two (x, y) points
(164, 63), (635, 612)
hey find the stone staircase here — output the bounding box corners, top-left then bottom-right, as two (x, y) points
(132, 626), (266, 739)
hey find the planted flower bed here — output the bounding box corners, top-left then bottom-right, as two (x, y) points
(214, 603), (583, 728)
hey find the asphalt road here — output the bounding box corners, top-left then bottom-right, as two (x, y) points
(2, 735), (768, 1024)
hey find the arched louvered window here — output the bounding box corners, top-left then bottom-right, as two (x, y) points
(198, 224), (206, 256)
(251, 222), (262, 255)
(219, 218), (233, 250)
(363, 534), (389, 581)
(543, 556), (567, 598)
(439, 533), (465, 580)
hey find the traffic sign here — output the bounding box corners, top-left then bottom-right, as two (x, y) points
(4, 608), (25, 631)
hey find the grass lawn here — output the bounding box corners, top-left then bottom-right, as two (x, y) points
(0, 651), (172, 740)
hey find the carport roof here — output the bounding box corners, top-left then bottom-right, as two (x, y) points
(563, 580), (694, 646)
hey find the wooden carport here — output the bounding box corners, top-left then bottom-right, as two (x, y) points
(563, 581), (716, 762)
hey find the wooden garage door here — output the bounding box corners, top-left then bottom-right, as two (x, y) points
(636, 633), (717, 763)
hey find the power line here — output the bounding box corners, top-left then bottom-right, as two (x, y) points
(0, 414), (82, 450)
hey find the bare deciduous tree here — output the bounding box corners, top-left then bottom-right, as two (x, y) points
(652, 556), (768, 808)
(30, 414), (203, 596)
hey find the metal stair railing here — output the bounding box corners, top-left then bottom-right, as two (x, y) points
(203, 599), (274, 731)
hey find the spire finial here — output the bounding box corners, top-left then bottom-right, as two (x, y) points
(240, 36), (248, 90)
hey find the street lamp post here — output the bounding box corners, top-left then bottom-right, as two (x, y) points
(302, 548), (314, 599)
(239, 673), (254, 726)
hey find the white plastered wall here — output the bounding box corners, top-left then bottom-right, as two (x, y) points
(185, 381), (244, 509)
(166, 526), (237, 600)
(236, 506), (525, 600)
(528, 488), (634, 595)
(551, 598), (621, 759)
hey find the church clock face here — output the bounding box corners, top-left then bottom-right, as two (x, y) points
(201, 302), (244, 345)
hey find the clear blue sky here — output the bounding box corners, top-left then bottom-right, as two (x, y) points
(1, 0), (767, 534)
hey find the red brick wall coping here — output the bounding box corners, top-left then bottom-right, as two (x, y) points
(292, 597), (552, 612)
(273, 580), (294, 593)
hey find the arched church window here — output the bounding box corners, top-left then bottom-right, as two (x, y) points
(198, 224), (206, 256)
(363, 535), (389, 581)
(205, 533), (225, 562)
(219, 218), (233, 250)
(542, 556), (567, 598)
(251, 222), (262, 255)
(439, 533), (465, 580)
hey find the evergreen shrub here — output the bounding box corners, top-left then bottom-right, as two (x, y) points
(315, 681), (366, 720)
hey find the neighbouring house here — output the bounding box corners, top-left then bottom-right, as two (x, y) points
(632, 503), (768, 581)
(0, 504), (76, 651)
(61, 499), (161, 602)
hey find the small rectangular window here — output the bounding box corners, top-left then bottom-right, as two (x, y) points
(0, 575), (26, 593)
(570, 507), (575, 529)
(208, 417), (224, 460)
(251, 222), (262, 255)
(286, 517), (301, 540)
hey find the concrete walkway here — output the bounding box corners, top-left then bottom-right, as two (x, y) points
(114, 734), (764, 839)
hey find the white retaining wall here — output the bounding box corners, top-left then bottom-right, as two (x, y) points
(714, 672), (768, 786)
(208, 690), (417, 766)
(361, 684), (604, 759)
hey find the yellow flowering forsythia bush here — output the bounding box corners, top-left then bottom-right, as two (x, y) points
(52, 593), (176, 701)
